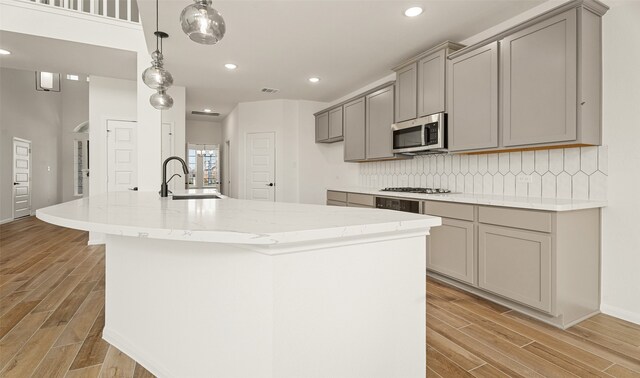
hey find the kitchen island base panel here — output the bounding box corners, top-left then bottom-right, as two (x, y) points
(103, 234), (427, 378)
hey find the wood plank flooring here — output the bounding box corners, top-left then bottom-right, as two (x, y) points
(2, 216), (639, 377)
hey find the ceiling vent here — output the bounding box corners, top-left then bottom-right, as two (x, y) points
(261, 87), (279, 94)
(192, 111), (220, 116)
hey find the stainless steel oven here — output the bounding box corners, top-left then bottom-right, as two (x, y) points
(391, 112), (447, 154)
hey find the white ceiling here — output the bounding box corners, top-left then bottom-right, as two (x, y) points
(138, 0), (545, 121)
(0, 31), (137, 80)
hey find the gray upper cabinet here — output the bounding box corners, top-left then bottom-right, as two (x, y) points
(328, 107), (343, 140)
(343, 97), (366, 161)
(315, 107), (343, 143)
(393, 41), (464, 123)
(417, 50), (446, 117)
(394, 63), (417, 123)
(366, 85), (395, 160)
(447, 42), (499, 152)
(446, 2), (607, 152)
(315, 112), (329, 142)
(502, 9), (577, 147)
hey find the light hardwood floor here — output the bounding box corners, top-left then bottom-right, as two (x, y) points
(1, 217), (639, 377)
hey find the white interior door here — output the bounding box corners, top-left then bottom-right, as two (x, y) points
(12, 138), (31, 219)
(245, 132), (275, 201)
(107, 120), (137, 192)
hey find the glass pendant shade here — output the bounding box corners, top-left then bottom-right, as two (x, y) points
(180, 0), (226, 45)
(150, 90), (174, 110)
(142, 54), (173, 91)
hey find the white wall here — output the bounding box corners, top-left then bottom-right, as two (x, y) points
(600, 0), (640, 324)
(0, 68), (62, 222)
(161, 85), (187, 161)
(61, 76), (89, 203)
(186, 120), (223, 145)
(88, 76), (137, 198)
(221, 107), (239, 197)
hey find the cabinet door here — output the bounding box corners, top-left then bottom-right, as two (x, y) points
(343, 97), (366, 161)
(394, 63), (417, 122)
(328, 107), (343, 139)
(478, 224), (552, 313)
(502, 10), (577, 147)
(447, 42), (499, 151)
(366, 85), (395, 160)
(315, 112), (329, 142)
(427, 218), (475, 285)
(418, 50), (446, 117)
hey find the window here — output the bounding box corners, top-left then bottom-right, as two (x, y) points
(74, 140), (84, 196)
(186, 144), (220, 189)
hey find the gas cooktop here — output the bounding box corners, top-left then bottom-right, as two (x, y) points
(380, 187), (451, 194)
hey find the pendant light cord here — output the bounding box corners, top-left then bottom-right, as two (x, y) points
(155, 0), (159, 52)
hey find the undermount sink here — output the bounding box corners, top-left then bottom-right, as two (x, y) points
(171, 194), (221, 200)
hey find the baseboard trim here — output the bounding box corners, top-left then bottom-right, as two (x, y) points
(88, 232), (106, 245)
(0, 218), (13, 225)
(601, 304), (640, 325)
(102, 327), (172, 378)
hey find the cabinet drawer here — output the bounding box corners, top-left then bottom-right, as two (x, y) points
(427, 218), (475, 285)
(347, 193), (374, 207)
(327, 191), (347, 202)
(478, 224), (552, 313)
(327, 200), (347, 207)
(347, 203), (374, 208)
(479, 206), (552, 233)
(424, 201), (474, 221)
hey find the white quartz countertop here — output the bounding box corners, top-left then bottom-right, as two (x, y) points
(36, 191), (441, 245)
(329, 187), (607, 211)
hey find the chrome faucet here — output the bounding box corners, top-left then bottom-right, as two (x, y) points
(160, 156), (189, 197)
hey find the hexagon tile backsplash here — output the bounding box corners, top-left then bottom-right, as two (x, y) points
(358, 146), (608, 200)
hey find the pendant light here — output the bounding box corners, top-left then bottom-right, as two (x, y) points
(180, 0), (226, 45)
(142, 0), (174, 110)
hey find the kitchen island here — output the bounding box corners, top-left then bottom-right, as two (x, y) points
(36, 191), (441, 378)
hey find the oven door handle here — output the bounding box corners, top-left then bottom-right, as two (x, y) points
(421, 124), (426, 147)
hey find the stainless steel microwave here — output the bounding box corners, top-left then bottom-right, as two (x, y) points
(391, 112), (447, 154)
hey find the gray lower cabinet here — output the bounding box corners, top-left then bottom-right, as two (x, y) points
(315, 112), (329, 142)
(423, 198), (601, 329)
(447, 42), (499, 152)
(501, 9), (577, 146)
(394, 63), (417, 123)
(343, 97), (366, 161)
(478, 224), (552, 312)
(427, 218), (475, 285)
(417, 49), (446, 117)
(326, 191), (374, 208)
(366, 85), (395, 160)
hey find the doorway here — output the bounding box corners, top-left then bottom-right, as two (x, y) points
(223, 140), (230, 196)
(186, 144), (220, 191)
(12, 138), (31, 219)
(107, 120), (137, 192)
(245, 132), (275, 201)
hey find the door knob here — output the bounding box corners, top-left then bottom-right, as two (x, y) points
(13, 182), (19, 185)
(266, 183), (274, 187)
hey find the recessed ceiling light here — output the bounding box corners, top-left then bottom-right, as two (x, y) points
(224, 63), (237, 70)
(204, 108), (213, 112)
(404, 6), (423, 17)
(0, 49), (11, 55)
(308, 77), (320, 83)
